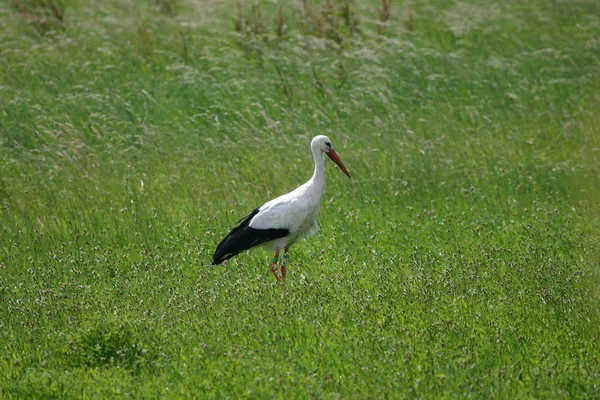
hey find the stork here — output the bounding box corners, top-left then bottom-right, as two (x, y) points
(212, 135), (351, 281)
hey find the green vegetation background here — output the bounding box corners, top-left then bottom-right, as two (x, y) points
(1, 0), (599, 398)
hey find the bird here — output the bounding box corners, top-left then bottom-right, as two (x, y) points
(212, 135), (351, 281)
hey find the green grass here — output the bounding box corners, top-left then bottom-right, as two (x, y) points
(1, 0), (599, 398)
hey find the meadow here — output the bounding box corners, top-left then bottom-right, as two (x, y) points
(1, 0), (599, 398)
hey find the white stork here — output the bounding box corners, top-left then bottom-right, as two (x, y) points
(212, 135), (351, 281)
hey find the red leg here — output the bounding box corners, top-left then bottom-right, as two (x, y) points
(281, 249), (289, 280)
(270, 249), (281, 281)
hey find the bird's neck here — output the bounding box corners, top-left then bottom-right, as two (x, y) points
(310, 150), (326, 189)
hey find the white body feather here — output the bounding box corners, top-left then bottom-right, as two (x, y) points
(249, 140), (327, 251)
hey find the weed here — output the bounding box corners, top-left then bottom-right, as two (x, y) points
(10, 0), (65, 34)
(274, 6), (286, 38)
(404, 5), (415, 32)
(136, 18), (153, 55)
(234, 1), (243, 33)
(235, 2), (267, 38)
(274, 64), (293, 104)
(235, 0), (361, 47)
(179, 27), (190, 61)
(65, 318), (149, 372)
(310, 0), (360, 44)
(312, 64), (329, 97)
(152, 0), (179, 16)
(378, 0), (391, 34)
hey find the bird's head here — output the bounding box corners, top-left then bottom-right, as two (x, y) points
(311, 135), (351, 178)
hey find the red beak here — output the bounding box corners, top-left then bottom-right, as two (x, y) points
(327, 149), (351, 178)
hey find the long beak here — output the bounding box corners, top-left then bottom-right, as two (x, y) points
(327, 149), (351, 178)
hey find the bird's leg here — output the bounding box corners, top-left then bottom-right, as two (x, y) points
(270, 249), (281, 281)
(281, 249), (289, 280)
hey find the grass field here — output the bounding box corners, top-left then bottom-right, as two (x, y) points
(1, 0), (600, 398)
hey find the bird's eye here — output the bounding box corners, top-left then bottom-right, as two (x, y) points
(325, 142), (331, 148)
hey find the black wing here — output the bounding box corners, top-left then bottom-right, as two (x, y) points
(212, 208), (289, 265)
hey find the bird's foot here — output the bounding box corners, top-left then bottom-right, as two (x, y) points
(270, 264), (282, 281)
(281, 253), (288, 280)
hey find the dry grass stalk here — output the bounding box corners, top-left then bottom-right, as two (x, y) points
(11, 0), (65, 34)
(378, 0), (391, 35)
(274, 6), (286, 37)
(312, 65), (327, 97)
(179, 28), (190, 61)
(274, 65), (292, 104)
(250, 3), (266, 36)
(404, 7), (415, 32)
(136, 18), (153, 56)
(300, 0), (309, 16)
(234, 0), (360, 46)
(234, 1), (243, 33)
(152, 0), (178, 15)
